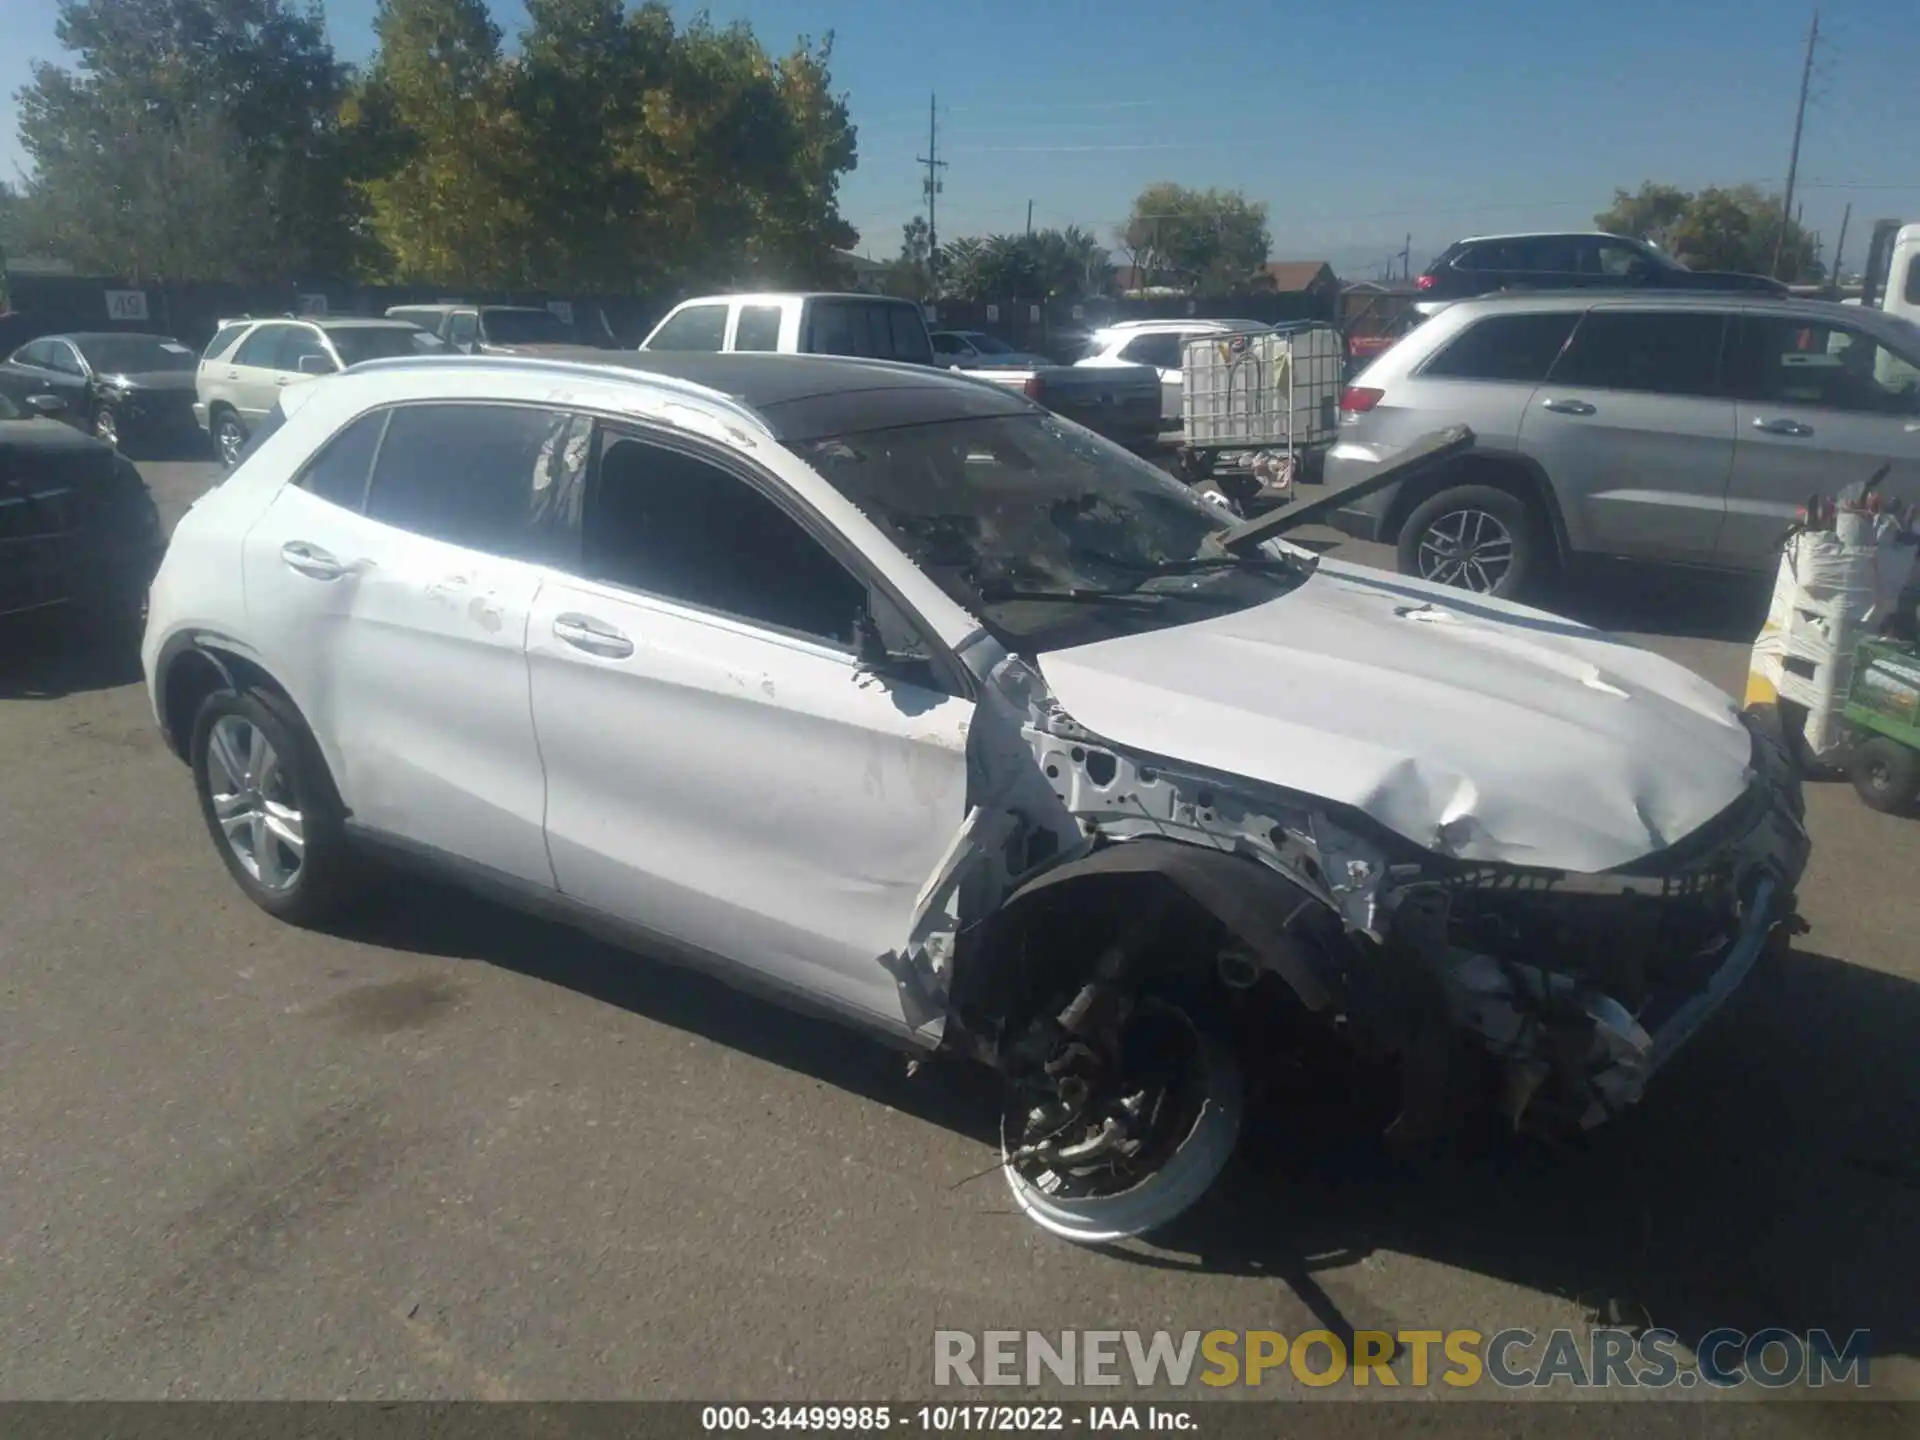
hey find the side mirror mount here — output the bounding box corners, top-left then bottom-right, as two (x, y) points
(853, 611), (891, 671)
(298, 354), (336, 376)
(26, 393), (66, 416)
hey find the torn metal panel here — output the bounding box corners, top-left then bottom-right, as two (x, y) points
(1032, 558), (1756, 873)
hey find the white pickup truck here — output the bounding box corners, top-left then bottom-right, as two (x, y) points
(639, 294), (1163, 449)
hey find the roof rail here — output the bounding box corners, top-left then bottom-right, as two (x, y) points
(339, 353), (770, 432)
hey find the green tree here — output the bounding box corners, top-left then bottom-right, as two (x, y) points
(348, 0), (532, 285)
(1596, 182), (1821, 281)
(14, 0), (360, 278)
(1121, 183), (1270, 294)
(889, 216), (933, 298)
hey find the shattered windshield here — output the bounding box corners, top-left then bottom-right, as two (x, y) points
(794, 414), (1311, 648)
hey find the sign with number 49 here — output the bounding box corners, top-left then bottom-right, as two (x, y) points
(105, 290), (150, 321)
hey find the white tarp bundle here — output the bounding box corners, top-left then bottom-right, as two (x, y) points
(1746, 512), (1918, 763)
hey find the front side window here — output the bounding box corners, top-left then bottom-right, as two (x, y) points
(1547, 310), (1726, 397)
(1725, 316), (1920, 415)
(793, 413), (1307, 650)
(1421, 312), (1578, 383)
(1119, 333), (1182, 369)
(203, 324), (250, 362)
(1904, 255), (1920, 307)
(584, 433), (869, 646)
(931, 333), (967, 356)
(734, 305), (783, 352)
(232, 324), (291, 369)
(13, 340), (55, 369)
(279, 327), (336, 373)
(363, 403), (578, 561)
(647, 304), (728, 352)
(327, 325), (440, 365)
(481, 308), (569, 346)
(43, 342), (85, 376)
(446, 312), (479, 347)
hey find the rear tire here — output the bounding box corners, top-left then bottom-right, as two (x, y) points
(1850, 736), (1919, 814)
(1397, 483), (1547, 600)
(212, 408), (249, 469)
(190, 686), (353, 925)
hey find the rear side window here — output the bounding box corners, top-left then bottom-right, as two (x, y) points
(734, 305), (782, 352)
(297, 410), (388, 510)
(648, 304), (728, 352)
(802, 300), (933, 364)
(1548, 310), (1726, 397)
(364, 403), (578, 561)
(232, 324), (291, 369)
(1420, 312), (1578, 382)
(203, 324), (250, 362)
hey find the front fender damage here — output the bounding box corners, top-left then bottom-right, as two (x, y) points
(887, 654), (1811, 1152)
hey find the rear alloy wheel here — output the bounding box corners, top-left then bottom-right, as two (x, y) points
(213, 410), (249, 468)
(1397, 483), (1544, 599)
(1000, 998), (1243, 1243)
(92, 402), (120, 449)
(1850, 736), (1920, 815)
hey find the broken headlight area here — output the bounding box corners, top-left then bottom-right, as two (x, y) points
(1410, 713), (1811, 1133)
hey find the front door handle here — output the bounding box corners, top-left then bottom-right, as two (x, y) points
(1541, 397), (1597, 416)
(280, 541), (350, 580)
(553, 613), (634, 659)
(1753, 416), (1814, 437)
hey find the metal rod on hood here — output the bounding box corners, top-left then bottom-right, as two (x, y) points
(1210, 424), (1477, 556)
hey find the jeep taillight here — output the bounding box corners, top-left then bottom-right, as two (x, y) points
(1415, 274), (1436, 290)
(1338, 386), (1384, 414)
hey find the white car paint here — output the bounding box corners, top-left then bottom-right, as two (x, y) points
(145, 352), (1761, 1051)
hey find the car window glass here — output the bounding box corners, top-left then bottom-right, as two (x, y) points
(280, 328), (333, 371)
(44, 342), (84, 376)
(1593, 241), (1646, 276)
(1905, 256), (1920, 307)
(1421, 312), (1579, 382)
(734, 305), (783, 352)
(931, 332), (965, 355)
(1547, 310), (1725, 396)
(1727, 316), (1920, 415)
(585, 434), (868, 647)
(297, 410), (389, 510)
(14, 340), (52, 368)
(802, 300), (933, 364)
(203, 324), (250, 361)
(446, 312), (478, 346)
(328, 326), (438, 365)
(232, 324), (288, 369)
(648, 304), (728, 352)
(1520, 236), (1580, 273)
(1120, 333), (1180, 368)
(364, 403), (578, 561)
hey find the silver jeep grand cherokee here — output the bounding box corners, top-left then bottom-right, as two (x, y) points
(1325, 292), (1920, 598)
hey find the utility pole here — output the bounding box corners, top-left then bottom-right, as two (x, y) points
(916, 92), (947, 293)
(1026, 200), (1033, 237)
(1773, 10), (1819, 280)
(1399, 234), (1412, 281)
(1832, 201), (1852, 287)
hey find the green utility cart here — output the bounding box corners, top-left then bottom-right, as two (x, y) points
(1844, 637), (1920, 814)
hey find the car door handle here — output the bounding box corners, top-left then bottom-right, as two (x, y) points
(1752, 416), (1814, 437)
(1541, 398), (1597, 415)
(280, 541), (351, 580)
(553, 613), (634, 659)
(274, 376), (292, 387)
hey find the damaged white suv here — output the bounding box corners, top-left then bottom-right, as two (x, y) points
(143, 351), (1811, 1243)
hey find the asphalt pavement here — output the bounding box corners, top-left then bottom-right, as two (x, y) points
(0, 457), (1915, 1409)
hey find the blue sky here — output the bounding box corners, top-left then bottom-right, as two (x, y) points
(3, 0), (1916, 277)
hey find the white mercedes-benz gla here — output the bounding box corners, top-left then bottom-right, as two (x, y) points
(143, 352), (1809, 1242)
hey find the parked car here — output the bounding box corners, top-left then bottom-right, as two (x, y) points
(1325, 292), (1920, 598)
(143, 349), (1809, 1243)
(384, 303), (600, 355)
(1074, 318), (1276, 427)
(930, 330), (1049, 369)
(0, 389), (164, 630)
(195, 317), (444, 467)
(0, 331), (201, 453)
(1415, 232), (1788, 310)
(643, 294), (1161, 448)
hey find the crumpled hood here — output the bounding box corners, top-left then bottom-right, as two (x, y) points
(1034, 558), (1755, 872)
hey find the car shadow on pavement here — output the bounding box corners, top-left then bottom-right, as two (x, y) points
(321, 875), (1005, 1143)
(1130, 943), (1920, 1365)
(0, 619), (144, 700)
(324, 879), (1918, 1367)
(1553, 561), (1774, 644)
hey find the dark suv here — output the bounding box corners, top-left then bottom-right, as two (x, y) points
(1417, 232), (1786, 308)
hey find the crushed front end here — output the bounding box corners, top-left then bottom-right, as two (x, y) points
(1401, 706), (1812, 1134)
